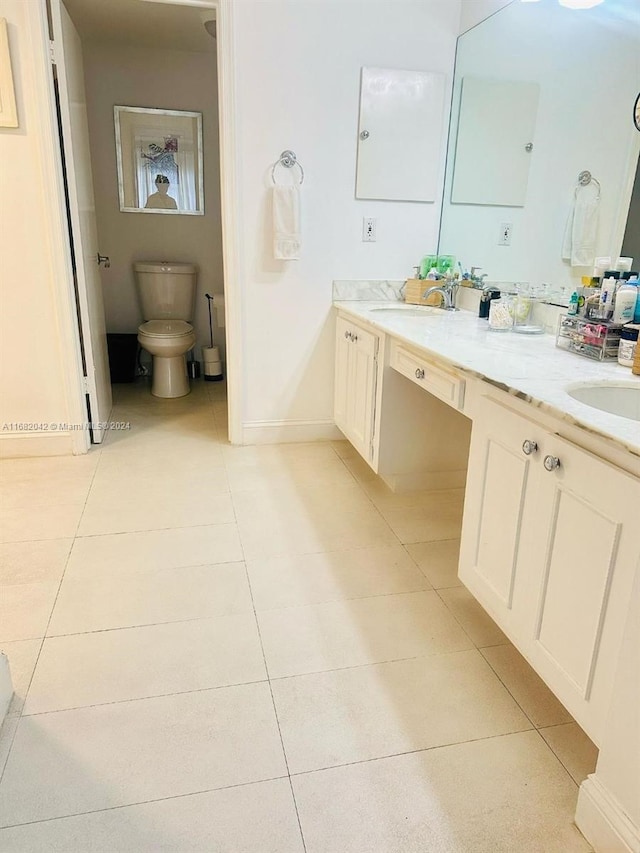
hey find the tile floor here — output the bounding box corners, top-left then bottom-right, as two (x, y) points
(0, 380), (597, 851)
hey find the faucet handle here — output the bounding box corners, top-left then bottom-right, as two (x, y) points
(470, 266), (482, 277)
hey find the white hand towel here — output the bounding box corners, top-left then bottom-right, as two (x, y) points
(273, 185), (301, 260)
(562, 187), (600, 267)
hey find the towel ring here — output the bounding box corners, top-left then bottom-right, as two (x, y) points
(272, 150), (304, 185)
(575, 170), (601, 199)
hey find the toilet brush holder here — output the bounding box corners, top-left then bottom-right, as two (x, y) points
(202, 346), (223, 382)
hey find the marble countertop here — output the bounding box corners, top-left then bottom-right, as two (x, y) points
(334, 300), (640, 457)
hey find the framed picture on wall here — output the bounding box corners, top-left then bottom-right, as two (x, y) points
(0, 18), (18, 128)
(114, 106), (204, 215)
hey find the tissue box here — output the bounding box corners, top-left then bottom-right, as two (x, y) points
(404, 279), (443, 307)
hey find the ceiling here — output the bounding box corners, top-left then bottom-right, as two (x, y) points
(63, 0), (216, 52)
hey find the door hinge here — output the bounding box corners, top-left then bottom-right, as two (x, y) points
(49, 40), (56, 65)
(82, 376), (90, 393)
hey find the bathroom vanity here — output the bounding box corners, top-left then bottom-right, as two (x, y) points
(334, 298), (640, 850)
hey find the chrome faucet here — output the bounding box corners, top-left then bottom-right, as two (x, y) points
(470, 267), (489, 288)
(421, 285), (454, 310)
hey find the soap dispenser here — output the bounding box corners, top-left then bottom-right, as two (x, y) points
(479, 288), (500, 319)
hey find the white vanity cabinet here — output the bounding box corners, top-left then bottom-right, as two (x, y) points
(334, 316), (381, 465)
(459, 394), (640, 743)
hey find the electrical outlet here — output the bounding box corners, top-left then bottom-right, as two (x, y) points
(362, 217), (377, 242)
(498, 222), (512, 246)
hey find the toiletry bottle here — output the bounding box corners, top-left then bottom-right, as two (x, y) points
(612, 282), (638, 324)
(568, 291), (579, 315)
(420, 255), (438, 279)
(599, 276), (618, 319)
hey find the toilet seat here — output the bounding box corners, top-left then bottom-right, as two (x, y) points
(138, 320), (193, 338)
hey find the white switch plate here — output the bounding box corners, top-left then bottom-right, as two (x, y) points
(363, 217), (377, 242)
(498, 222), (512, 246)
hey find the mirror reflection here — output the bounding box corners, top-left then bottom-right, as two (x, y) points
(438, 0), (640, 303)
(114, 106), (204, 215)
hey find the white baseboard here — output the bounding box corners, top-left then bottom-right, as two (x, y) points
(0, 431), (75, 458)
(0, 653), (13, 726)
(380, 468), (467, 493)
(576, 776), (640, 853)
(242, 419), (343, 445)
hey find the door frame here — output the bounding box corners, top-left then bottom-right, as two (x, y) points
(43, 0), (244, 448)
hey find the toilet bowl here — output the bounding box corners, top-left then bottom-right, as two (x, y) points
(137, 320), (196, 398)
(133, 261), (198, 399)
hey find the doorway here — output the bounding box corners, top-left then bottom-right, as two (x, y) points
(50, 0), (233, 443)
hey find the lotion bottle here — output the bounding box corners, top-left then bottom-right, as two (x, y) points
(612, 283), (638, 324)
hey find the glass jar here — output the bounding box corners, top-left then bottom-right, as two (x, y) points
(618, 324), (639, 366)
(488, 296), (513, 331)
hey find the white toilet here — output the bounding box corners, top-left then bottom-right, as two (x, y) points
(134, 261), (197, 398)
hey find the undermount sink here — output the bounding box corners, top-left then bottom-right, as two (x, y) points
(370, 306), (440, 318)
(566, 382), (640, 422)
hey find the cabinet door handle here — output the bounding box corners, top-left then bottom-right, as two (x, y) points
(415, 368), (425, 380)
(522, 439), (538, 456)
(352, 335), (358, 343)
(344, 331), (351, 340)
(543, 455), (561, 472)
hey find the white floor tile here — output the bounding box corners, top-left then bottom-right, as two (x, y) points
(0, 539), (72, 586)
(258, 591), (473, 678)
(539, 722), (598, 785)
(292, 731), (591, 852)
(65, 524), (242, 579)
(25, 614), (266, 714)
(439, 586), (509, 648)
(0, 778), (305, 852)
(77, 491), (235, 536)
(2, 639), (41, 716)
(380, 502), (464, 544)
(48, 562), (252, 635)
(0, 582), (59, 641)
(0, 683), (287, 826)
(405, 539), (462, 589)
(247, 545), (430, 611)
(272, 650), (531, 773)
(233, 484), (396, 560)
(482, 644), (574, 728)
(0, 504), (84, 543)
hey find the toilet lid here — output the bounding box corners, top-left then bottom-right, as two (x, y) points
(138, 320), (193, 338)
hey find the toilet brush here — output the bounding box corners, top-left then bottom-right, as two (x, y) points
(205, 293), (214, 349)
(203, 293), (223, 381)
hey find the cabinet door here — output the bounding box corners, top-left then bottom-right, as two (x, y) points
(524, 435), (640, 743)
(346, 326), (379, 458)
(459, 397), (543, 639)
(334, 317), (352, 436)
(334, 317), (379, 462)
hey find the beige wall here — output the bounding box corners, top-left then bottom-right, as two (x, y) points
(82, 42), (224, 362)
(0, 0), (83, 456)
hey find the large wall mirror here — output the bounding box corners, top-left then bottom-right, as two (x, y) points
(438, 0), (640, 302)
(114, 106), (204, 215)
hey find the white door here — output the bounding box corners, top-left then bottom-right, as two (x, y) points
(347, 327), (378, 460)
(51, 0), (112, 443)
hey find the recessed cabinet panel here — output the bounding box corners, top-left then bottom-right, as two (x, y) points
(451, 77), (539, 206)
(475, 439), (529, 607)
(334, 316), (379, 466)
(535, 488), (620, 697)
(356, 67), (445, 202)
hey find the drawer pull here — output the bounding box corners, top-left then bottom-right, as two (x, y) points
(415, 368), (425, 380)
(522, 439), (538, 456)
(543, 455), (561, 472)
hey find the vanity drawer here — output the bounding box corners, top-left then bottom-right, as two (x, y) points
(390, 341), (465, 410)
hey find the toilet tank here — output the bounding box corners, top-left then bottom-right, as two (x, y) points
(133, 262), (197, 321)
